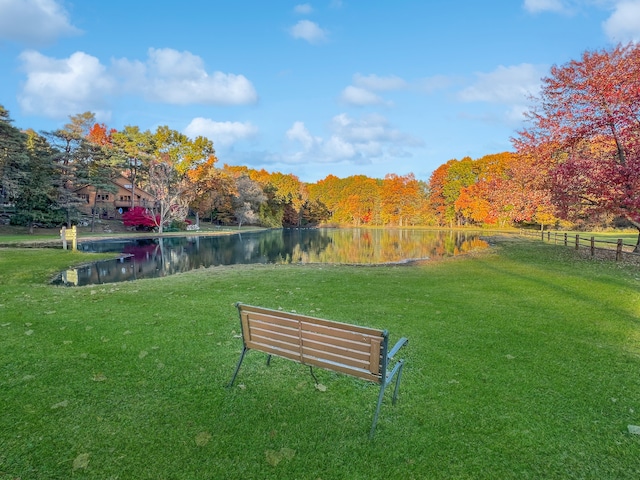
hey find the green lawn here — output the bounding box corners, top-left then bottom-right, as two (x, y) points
(0, 238), (639, 479)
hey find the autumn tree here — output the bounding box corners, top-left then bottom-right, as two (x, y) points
(265, 172), (308, 227)
(380, 173), (423, 226)
(82, 123), (127, 231)
(145, 126), (218, 232)
(187, 155), (236, 225)
(111, 126), (155, 208)
(454, 184), (492, 224)
(428, 158), (478, 226)
(514, 43), (640, 248)
(233, 175), (266, 228)
(308, 175), (381, 226)
(427, 162), (452, 226)
(339, 176), (381, 226)
(308, 174), (345, 224)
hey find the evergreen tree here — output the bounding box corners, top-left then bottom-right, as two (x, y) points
(0, 106), (29, 210)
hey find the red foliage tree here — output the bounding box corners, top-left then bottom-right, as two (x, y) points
(122, 207), (158, 229)
(514, 43), (640, 248)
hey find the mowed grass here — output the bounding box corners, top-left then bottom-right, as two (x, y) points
(0, 239), (639, 479)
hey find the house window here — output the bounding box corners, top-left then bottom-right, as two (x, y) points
(120, 195), (132, 202)
(97, 194), (109, 201)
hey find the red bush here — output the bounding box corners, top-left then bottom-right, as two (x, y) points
(122, 207), (158, 228)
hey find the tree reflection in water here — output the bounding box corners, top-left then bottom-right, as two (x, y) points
(52, 229), (487, 286)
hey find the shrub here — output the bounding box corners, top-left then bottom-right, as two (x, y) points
(122, 207), (158, 230)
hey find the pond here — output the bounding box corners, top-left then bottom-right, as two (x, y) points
(52, 228), (488, 287)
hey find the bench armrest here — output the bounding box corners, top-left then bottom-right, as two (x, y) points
(387, 337), (408, 359)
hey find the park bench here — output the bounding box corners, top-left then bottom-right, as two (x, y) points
(228, 302), (409, 438)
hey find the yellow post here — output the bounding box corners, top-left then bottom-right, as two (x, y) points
(70, 225), (77, 251)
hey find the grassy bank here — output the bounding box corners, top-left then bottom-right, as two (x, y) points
(1, 239), (639, 479)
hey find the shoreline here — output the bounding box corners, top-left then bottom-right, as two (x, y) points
(0, 226), (266, 248)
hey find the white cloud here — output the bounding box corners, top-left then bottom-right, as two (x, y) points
(17, 48), (258, 120)
(458, 63), (544, 104)
(456, 64), (547, 124)
(340, 74), (406, 107)
(523, 0), (567, 14)
(0, 0), (81, 46)
(340, 86), (387, 106)
(329, 113), (387, 142)
(184, 118), (258, 147)
(329, 113), (421, 146)
(282, 113), (422, 165)
(323, 135), (358, 159)
(294, 3), (313, 14)
(135, 48), (258, 105)
(603, 1), (640, 43)
(353, 74), (407, 91)
(289, 20), (328, 44)
(286, 121), (321, 151)
(18, 50), (114, 119)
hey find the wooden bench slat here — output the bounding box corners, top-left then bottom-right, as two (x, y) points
(246, 312), (300, 329)
(251, 327), (374, 363)
(300, 322), (381, 345)
(249, 331), (377, 372)
(240, 305), (383, 336)
(250, 342), (304, 364)
(248, 314), (381, 345)
(249, 326), (301, 347)
(369, 338), (381, 374)
(302, 345), (372, 371)
(247, 335), (300, 354)
(250, 319), (376, 354)
(298, 334), (372, 361)
(249, 320), (301, 338)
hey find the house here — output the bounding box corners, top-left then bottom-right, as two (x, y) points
(74, 175), (156, 219)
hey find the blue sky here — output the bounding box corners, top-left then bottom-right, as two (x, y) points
(1, 0), (639, 183)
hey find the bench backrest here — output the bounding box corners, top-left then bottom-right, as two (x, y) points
(236, 303), (388, 384)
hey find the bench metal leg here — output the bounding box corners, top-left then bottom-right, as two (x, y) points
(228, 346), (248, 387)
(370, 384), (387, 439)
(392, 360), (405, 405)
(370, 359), (406, 438)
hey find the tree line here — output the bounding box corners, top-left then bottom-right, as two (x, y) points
(1, 43), (639, 247)
(0, 108), (433, 232)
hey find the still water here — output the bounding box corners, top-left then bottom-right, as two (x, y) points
(52, 229), (487, 287)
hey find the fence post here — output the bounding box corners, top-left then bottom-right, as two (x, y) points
(575, 234), (580, 250)
(564, 233), (568, 246)
(616, 239), (623, 261)
(541, 230), (544, 241)
(590, 237), (595, 257)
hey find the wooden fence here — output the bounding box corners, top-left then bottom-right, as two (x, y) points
(519, 230), (640, 263)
